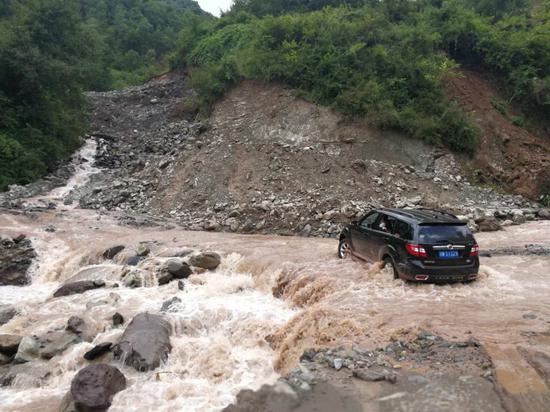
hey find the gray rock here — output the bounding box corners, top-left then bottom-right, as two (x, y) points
(40, 331), (82, 360)
(103, 245), (125, 260)
(122, 269), (144, 288)
(353, 366), (397, 383)
(83, 343), (112, 361)
(66, 316), (96, 342)
(0, 335), (22, 357)
(0, 236), (36, 286)
(538, 209), (550, 219)
(476, 216), (502, 232)
(54, 280), (106, 297)
(189, 252), (221, 270)
(1, 363), (51, 387)
(164, 259), (192, 279)
(14, 330), (81, 363)
(13, 336), (40, 363)
(0, 305), (17, 326)
(70, 364), (126, 411)
(161, 297), (182, 313)
(113, 313), (172, 371)
(156, 271), (173, 286)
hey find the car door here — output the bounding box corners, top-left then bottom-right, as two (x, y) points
(350, 212), (379, 260)
(365, 213), (393, 261)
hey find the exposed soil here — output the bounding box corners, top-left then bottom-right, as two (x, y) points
(8, 72), (538, 238)
(444, 68), (550, 200)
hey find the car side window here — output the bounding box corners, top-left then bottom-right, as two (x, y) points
(393, 219), (412, 240)
(360, 212), (379, 230)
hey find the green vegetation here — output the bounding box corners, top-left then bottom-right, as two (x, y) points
(0, 0), (208, 191)
(176, 0), (550, 155)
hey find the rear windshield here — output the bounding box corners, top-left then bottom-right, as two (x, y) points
(418, 225), (473, 243)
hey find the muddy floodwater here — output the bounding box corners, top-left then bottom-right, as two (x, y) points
(0, 143), (549, 411)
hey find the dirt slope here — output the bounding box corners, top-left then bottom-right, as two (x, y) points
(445, 68), (550, 200)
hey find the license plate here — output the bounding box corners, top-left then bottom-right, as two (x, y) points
(438, 250), (459, 259)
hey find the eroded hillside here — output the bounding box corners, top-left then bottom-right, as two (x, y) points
(62, 73), (546, 237)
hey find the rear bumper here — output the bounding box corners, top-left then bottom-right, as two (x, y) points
(399, 259), (480, 283)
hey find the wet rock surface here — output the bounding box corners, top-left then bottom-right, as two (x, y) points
(189, 252), (221, 270)
(68, 364), (126, 412)
(113, 312), (172, 371)
(83, 343), (113, 361)
(54, 280), (106, 297)
(0, 235), (36, 286)
(14, 330), (81, 363)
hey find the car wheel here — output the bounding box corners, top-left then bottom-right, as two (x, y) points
(384, 256), (398, 279)
(338, 239), (351, 259)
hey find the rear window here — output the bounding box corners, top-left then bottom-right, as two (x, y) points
(418, 225), (473, 243)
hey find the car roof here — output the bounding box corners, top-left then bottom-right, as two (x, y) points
(375, 208), (464, 225)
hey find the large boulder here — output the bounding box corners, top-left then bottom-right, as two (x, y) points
(70, 364), (126, 411)
(0, 236), (36, 286)
(54, 280), (105, 298)
(113, 313), (172, 371)
(0, 305), (17, 326)
(189, 252), (221, 270)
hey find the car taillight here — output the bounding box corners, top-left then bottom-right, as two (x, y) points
(406, 244), (427, 258)
(470, 244), (479, 257)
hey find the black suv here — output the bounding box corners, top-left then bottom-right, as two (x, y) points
(338, 208), (480, 282)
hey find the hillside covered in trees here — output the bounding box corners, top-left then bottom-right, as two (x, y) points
(181, 0), (550, 156)
(1, 0), (549, 196)
(0, 0), (208, 191)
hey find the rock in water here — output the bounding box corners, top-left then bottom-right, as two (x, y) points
(0, 305), (17, 326)
(113, 313), (172, 371)
(83, 343), (112, 361)
(160, 297), (182, 312)
(54, 280), (106, 297)
(70, 364), (126, 411)
(164, 259), (193, 279)
(112, 312), (124, 326)
(66, 316), (97, 342)
(476, 216), (502, 232)
(189, 252), (221, 270)
(103, 245), (125, 260)
(0, 236), (36, 286)
(0, 334), (22, 357)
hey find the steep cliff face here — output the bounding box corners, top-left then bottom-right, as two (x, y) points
(444, 69), (550, 201)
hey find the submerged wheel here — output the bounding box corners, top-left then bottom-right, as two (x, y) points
(384, 256), (398, 279)
(338, 239), (351, 259)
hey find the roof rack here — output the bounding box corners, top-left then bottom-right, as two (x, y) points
(415, 207), (458, 219)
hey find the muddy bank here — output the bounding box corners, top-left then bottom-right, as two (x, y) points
(227, 333), (504, 412)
